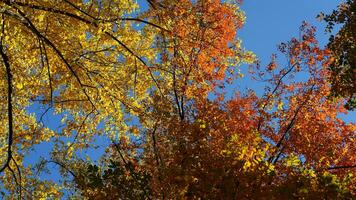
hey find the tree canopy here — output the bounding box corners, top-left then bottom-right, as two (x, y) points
(320, 0), (356, 110)
(0, 0), (354, 199)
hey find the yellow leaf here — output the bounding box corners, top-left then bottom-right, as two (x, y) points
(38, 14), (45, 22)
(16, 82), (23, 90)
(24, 134), (32, 141)
(277, 101), (284, 110)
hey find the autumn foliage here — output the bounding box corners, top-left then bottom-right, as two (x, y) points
(0, 0), (355, 199)
(321, 0), (356, 110)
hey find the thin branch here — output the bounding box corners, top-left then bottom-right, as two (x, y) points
(45, 160), (77, 178)
(11, 157), (22, 199)
(146, 0), (157, 9)
(12, 1), (169, 31)
(106, 32), (164, 97)
(11, 1), (93, 24)
(173, 67), (183, 120)
(66, 109), (95, 154)
(63, 0), (96, 19)
(119, 18), (169, 32)
(146, 0), (167, 9)
(112, 141), (152, 200)
(270, 85), (315, 164)
(41, 39), (53, 104)
(151, 125), (161, 169)
(257, 62), (298, 132)
(0, 14), (14, 174)
(6, 4), (97, 111)
(150, 124), (165, 199)
(327, 165), (356, 170)
(172, 39), (185, 120)
(7, 165), (21, 199)
(38, 39), (54, 123)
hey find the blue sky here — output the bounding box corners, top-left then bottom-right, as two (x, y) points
(239, 0), (341, 62)
(23, 0), (354, 193)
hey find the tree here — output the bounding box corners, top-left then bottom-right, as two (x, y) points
(0, 0), (164, 197)
(319, 0), (356, 110)
(0, 0), (354, 199)
(139, 22), (355, 199)
(76, 11), (355, 200)
(0, 0), (251, 198)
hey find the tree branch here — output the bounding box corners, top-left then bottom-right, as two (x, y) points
(6, 4), (97, 111)
(270, 85), (315, 164)
(0, 14), (14, 174)
(327, 165), (356, 170)
(257, 62), (298, 132)
(12, 1), (169, 31)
